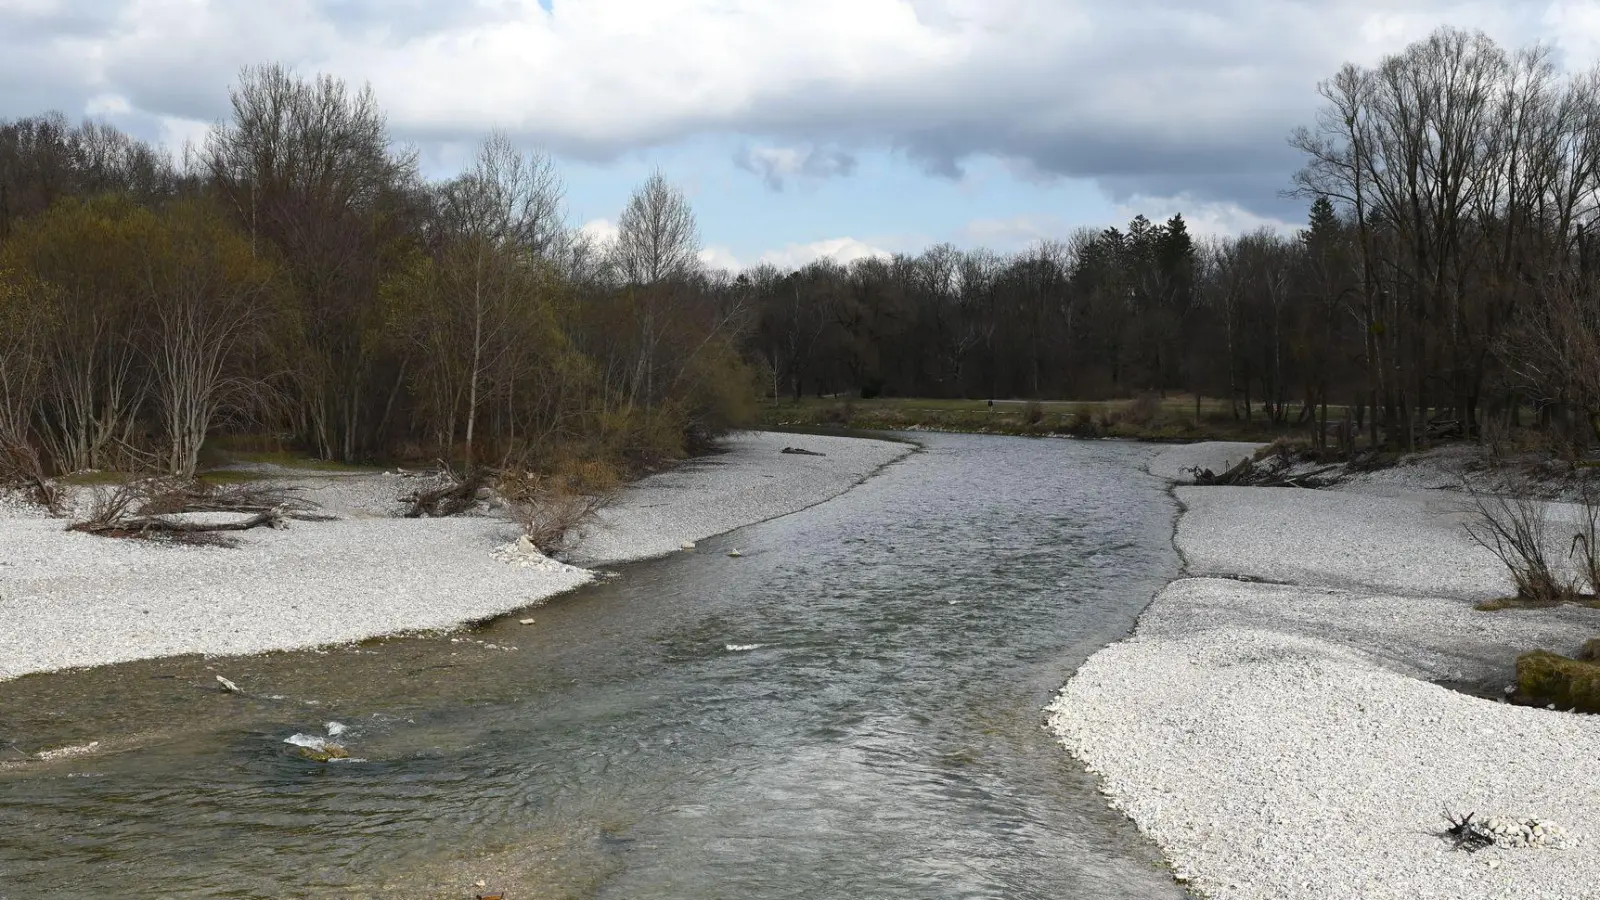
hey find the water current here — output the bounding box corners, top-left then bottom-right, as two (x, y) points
(0, 432), (1189, 899)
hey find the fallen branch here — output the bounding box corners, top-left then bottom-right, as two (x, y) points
(1442, 809), (1494, 853)
(68, 478), (327, 546)
(1184, 458), (1343, 488)
(72, 509), (284, 537)
(402, 463), (492, 518)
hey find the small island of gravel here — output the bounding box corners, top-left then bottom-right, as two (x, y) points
(0, 431), (911, 681)
(1049, 441), (1600, 900)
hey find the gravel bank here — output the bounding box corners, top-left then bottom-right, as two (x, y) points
(1051, 441), (1600, 900)
(0, 431), (910, 680)
(1145, 441), (1263, 482)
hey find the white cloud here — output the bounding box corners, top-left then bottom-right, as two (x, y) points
(579, 217), (620, 246)
(698, 245), (744, 271)
(1114, 193), (1300, 238)
(157, 115), (211, 160)
(755, 237), (893, 271)
(84, 93), (132, 116)
(699, 236), (895, 273)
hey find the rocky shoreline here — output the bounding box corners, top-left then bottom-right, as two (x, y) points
(1050, 441), (1600, 900)
(0, 431), (912, 681)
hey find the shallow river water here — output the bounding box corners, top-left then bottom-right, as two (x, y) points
(0, 433), (1189, 900)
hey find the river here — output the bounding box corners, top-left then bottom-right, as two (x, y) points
(0, 432), (1189, 899)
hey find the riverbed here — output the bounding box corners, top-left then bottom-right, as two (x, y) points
(0, 433), (1190, 899)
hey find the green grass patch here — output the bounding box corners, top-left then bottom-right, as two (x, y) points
(1516, 650), (1600, 713)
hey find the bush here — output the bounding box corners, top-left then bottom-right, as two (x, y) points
(821, 399), (856, 425)
(1573, 480), (1600, 599)
(498, 460), (619, 557)
(1125, 393), (1163, 428)
(1463, 485), (1575, 604)
(0, 433), (62, 514)
(1023, 400), (1044, 426)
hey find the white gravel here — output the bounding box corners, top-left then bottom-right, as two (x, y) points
(1146, 441), (1266, 482)
(570, 431), (909, 566)
(0, 431), (909, 680)
(1051, 441), (1600, 900)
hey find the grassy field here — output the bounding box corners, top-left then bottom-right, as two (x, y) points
(755, 395), (1326, 443)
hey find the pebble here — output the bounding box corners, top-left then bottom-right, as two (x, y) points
(1049, 443), (1600, 900)
(0, 432), (910, 680)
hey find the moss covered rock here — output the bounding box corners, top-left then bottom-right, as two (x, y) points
(1517, 651), (1600, 713)
(1577, 638), (1600, 663)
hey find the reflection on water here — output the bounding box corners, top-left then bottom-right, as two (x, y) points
(0, 433), (1189, 900)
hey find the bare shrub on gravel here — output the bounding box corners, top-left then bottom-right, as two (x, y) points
(1572, 480), (1600, 598)
(1462, 483), (1576, 604)
(0, 434), (63, 514)
(499, 464), (616, 556)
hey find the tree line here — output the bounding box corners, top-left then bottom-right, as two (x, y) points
(741, 26), (1600, 454)
(3, 25), (1599, 483)
(0, 65), (757, 479)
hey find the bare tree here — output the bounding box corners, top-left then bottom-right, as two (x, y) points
(204, 63), (419, 462)
(612, 171), (701, 286)
(611, 171), (701, 408)
(141, 200), (280, 477)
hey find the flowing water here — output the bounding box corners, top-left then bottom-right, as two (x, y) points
(0, 433), (1189, 899)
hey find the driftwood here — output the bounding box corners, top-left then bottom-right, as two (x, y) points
(402, 465), (492, 518)
(1186, 457), (1343, 489)
(1442, 809), (1494, 853)
(139, 481), (329, 519)
(69, 478), (329, 546)
(72, 509), (285, 538)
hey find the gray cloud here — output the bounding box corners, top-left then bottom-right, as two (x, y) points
(0, 1), (1573, 223)
(733, 144), (858, 190)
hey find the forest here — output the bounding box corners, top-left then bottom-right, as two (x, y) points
(3, 24), (1600, 487)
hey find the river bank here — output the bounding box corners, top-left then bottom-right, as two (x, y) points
(1050, 442), (1600, 900)
(0, 431), (912, 681)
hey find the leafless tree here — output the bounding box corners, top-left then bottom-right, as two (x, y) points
(613, 170), (701, 286)
(141, 200), (280, 477)
(204, 63), (419, 463)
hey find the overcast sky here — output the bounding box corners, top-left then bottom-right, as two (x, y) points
(3, 1), (1597, 270)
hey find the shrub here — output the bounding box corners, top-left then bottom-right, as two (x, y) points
(499, 460), (618, 557)
(1126, 392), (1163, 427)
(1463, 484), (1575, 604)
(821, 399), (857, 425)
(0, 433), (63, 514)
(1023, 400), (1045, 426)
(1573, 480), (1600, 599)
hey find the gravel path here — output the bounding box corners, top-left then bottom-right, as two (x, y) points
(0, 431), (910, 680)
(1051, 441), (1600, 900)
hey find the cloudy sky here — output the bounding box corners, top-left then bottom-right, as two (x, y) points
(3, 1), (1598, 270)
